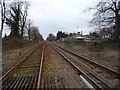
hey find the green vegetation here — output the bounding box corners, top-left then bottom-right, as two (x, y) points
(0, 1), (44, 42)
(46, 33), (56, 41)
(13, 67), (38, 74)
(5, 54), (18, 59)
(21, 67), (38, 70)
(56, 31), (68, 40)
(13, 70), (33, 74)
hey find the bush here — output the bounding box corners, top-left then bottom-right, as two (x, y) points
(2, 37), (37, 51)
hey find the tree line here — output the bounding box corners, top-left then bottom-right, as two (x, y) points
(47, 31), (82, 41)
(47, 31), (69, 41)
(47, 0), (120, 41)
(0, 0), (43, 41)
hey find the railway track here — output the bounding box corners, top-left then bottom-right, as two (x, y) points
(50, 42), (120, 89)
(41, 42), (91, 89)
(1, 41), (119, 89)
(1, 42), (90, 89)
(1, 42), (44, 89)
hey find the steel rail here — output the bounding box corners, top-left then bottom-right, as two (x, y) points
(49, 43), (103, 89)
(50, 44), (120, 88)
(37, 43), (45, 88)
(54, 45), (115, 88)
(0, 43), (40, 82)
(53, 43), (120, 76)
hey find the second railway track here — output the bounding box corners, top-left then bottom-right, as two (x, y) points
(50, 42), (120, 89)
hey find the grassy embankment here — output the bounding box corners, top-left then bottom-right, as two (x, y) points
(2, 37), (39, 75)
(58, 39), (119, 73)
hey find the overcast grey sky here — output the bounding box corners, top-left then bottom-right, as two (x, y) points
(27, 0), (99, 39)
(2, 0), (99, 39)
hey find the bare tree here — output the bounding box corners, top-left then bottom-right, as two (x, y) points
(25, 19), (32, 40)
(20, 2), (30, 38)
(5, 2), (22, 37)
(99, 27), (113, 38)
(0, 0), (5, 38)
(30, 26), (44, 41)
(90, 0), (120, 40)
(5, 1), (30, 38)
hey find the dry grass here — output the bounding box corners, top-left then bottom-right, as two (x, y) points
(58, 39), (119, 73)
(2, 38), (37, 52)
(2, 38), (38, 75)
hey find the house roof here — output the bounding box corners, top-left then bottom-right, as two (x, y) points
(74, 36), (85, 39)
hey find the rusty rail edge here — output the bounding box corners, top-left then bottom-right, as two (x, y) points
(54, 45), (115, 88)
(37, 43), (44, 88)
(49, 43), (103, 90)
(53, 43), (120, 76)
(0, 43), (41, 82)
